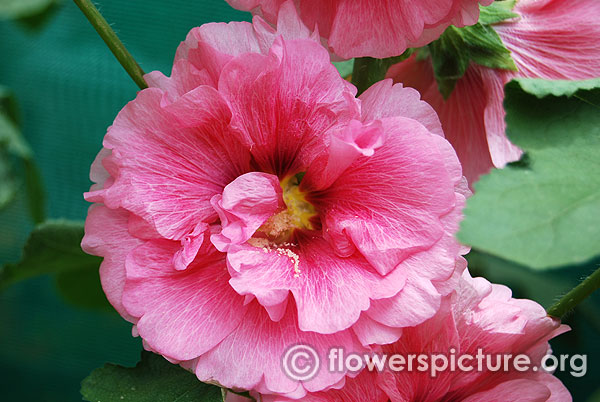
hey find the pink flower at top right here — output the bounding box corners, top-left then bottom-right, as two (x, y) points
(388, 0), (600, 184)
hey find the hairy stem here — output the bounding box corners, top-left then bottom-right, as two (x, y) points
(73, 0), (147, 90)
(547, 266), (600, 318)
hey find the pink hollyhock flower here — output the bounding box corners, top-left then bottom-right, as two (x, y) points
(225, 0), (493, 59)
(82, 7), (467, 398)
(387, 0), (600, 183)
(377, 271), (571, 402)
(227, 271), (571, 401)
(226, 371), (388, 402)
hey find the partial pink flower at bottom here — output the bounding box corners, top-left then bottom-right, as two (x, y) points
(227, 370), (388, 402)
(378, 271), (571, 402)
(241, 272), (571, 401)
(387, 0), (600, 184)
(82, 7), (468, 398)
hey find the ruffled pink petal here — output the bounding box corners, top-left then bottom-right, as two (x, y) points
(82, 205), (142, 322)
(224, 393), (252, 402)
(218, 36), (359, 175)
(98, 88), (251, 241)
(225, 244), (293, 321)
(447, 0), (494, 27)
(85, 147), (118, 203)
(387, 57), (496, 184)
(227, 236), (407, 334)
(174, 22), (264, 87)
(539, 372), (573, 402)
(229, 0), (491, 58)
(316, 116), (459, 275)
(495, 0), (600, 81)
(377, 299), (459, 402)
(326, 0), (456, 58)
(192, 299), (366, 396)
(87, 148), (112, 192)
(122, 241), (247, 361)
(461, 378), (551, 402)
(252, 1), (316, 44)
(172, 222), (208, 270)
(210, 172), (284, 252)
(456, 279), (566, 361)
(365, 273), (442, 329)
(144, 59), (213, 104)
(377, 271), (570, 401)
(266, 370), (389, 402)
(352, 313), (403, 346)
(303, 119), (384, 190)
(359, 79), (443, 137)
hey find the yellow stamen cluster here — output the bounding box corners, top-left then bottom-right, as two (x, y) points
(249, 174), (317, 277)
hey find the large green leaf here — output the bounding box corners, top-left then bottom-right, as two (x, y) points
(81, 351), (223, 402)
(0, 221), (94, 288)
(0, 220), (110, 310)
(459, 78), (600, 269)
(514, 77), (600, 98)
(55, 261), (112, 311)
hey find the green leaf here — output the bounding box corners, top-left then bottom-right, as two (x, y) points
(0, 85), (21, 125)
(461, 24), (517, 71)
(0, 0), (61, 31)
(351, 50), (413, 95)
(0, 220), (101, 288)
(332, 59), (354, 78)
(0, 219), (110, 310)
(23, 158), (46, 223)
(429, 26), (471, 97)
(587, 387), (600, 402)
(0, 87), (46, 221)
(429, 23), (517, 98)
(0, 0), (58, 20)
(0, 90), (31, 159)
(56, 262), (112, 311)
(81, 351), (223, 402)
(0, 148), (17, 209)
(459, 79), (600, 269)
(478, 0), (518, 25)
(512, 77), (600, 98)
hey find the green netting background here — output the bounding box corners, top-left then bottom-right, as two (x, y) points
(0, 1), (248, 400)
(0, 1), (598, 401)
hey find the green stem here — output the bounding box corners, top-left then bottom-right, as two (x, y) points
(547, 266), (600, 318)
(351, 57), (377, 95)
(73, 0), (148, 90)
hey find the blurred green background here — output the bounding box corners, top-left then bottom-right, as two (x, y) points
(0, 1), (249, 401)
(0, 1), (598, 401)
